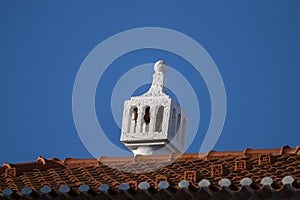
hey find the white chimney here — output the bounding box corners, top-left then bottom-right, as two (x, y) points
(120, 60), (189, 156)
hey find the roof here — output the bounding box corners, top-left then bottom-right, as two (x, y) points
(1, 145), (300, 199)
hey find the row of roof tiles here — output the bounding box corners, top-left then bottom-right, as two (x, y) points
(3, 145), (299, 167)
(0, 146), (300, 199)
(1, 176), (300, 199)
(1, 145), (300, 176)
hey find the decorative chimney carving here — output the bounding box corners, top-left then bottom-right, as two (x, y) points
(120, 60), (189, 156)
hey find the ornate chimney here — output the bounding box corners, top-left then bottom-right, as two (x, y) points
(120, 60), (189, 156)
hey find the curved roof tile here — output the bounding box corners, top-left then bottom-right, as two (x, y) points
(1, 146), (300, 199)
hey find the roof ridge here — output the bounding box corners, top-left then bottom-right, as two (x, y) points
(1, 145), (299, 169)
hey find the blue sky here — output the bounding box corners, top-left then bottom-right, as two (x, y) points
(0, 1), (299, 164)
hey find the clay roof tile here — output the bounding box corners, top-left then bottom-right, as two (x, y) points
(1, 146), (300, 199)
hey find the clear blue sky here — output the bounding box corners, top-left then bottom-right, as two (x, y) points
(0, 1), (299, 164)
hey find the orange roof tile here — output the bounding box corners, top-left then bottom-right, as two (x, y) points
(1, 145), (300, 199)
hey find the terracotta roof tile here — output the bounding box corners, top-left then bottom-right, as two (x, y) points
(1, 145), (300, 199)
